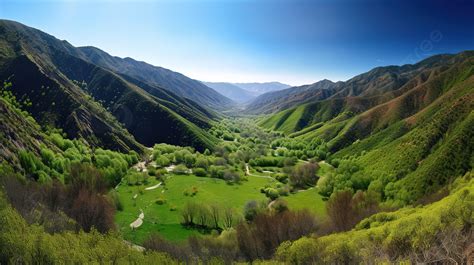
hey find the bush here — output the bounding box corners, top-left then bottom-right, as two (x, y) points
(271, 199), (288, 213)
(183, 186), (198, 197)
(289, 163), (319, 189)
(275, 173), (288, 183)
(243, 200), (265, 222)
(223, 170), (241, 183)
(264, 188), (280, 200)
(156, 197), (167, 205)
(173, 164), (189, 175)
(194, 168), (207, 177)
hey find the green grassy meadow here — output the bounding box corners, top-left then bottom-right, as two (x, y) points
(116, 164), (330, 243)
(116, 173), (272, 243)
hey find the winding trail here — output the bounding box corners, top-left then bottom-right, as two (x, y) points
(144, 182), (162, 191)
(130, 210), (144, 229)
(245, 163), (274, 180)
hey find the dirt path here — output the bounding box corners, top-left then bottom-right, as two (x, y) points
(144, 182), (162, 191)
(130, 210), (144, 229)
(245, 163), (274, 180)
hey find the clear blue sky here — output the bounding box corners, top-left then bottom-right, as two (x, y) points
(1, 0), (473, 86)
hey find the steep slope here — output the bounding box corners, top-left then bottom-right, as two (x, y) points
(261, 51), (474, 203)
(247, 79), (338, 114)
(77, 46), (234, 110)
(276, 178), (473, 264)
(0, 20), (218, 151)
(202, 81), (256, 103)
(0, 95), (60, 168)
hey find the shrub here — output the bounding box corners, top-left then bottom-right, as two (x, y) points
(173, 164), (189, 175)
(156, 197), (167, 205)
(243, 200), (265, 222)
(264, 188), (280, 200)
(194, 168), (207, 177)
(223, 170), (241, 183)
(275, 173), (288, 183)
(289, 163), (319, 189)
(271, 199), (288, 213)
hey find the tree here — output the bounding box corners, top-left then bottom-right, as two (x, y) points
(181, 202), (198, 226)
(195, 157), (209, 170)
(209, 204), (220, 229)
(289, 162), (319, 189)
(69, 188), (115, 233)
(223, 170), (241, 183)
(237, 210), (318, 261)
(223, 207), (235, 229)
(197, 204), (210, 227)
(326, 189), (379, 232)
(243, 200), (265, 222)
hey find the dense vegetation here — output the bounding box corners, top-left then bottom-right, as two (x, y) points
(0, 20), (472, 264)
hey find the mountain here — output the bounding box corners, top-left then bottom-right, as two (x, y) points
(234, 82), (290, 95)
(247, 55), (456, 114)
(0, 20), (218, 152)
(202, 81), (291, 104)
(77, 46), (234, 110)
(260, 51), (474, 202)
(202, 81), (256, 103)
(246, 79), (338, 114)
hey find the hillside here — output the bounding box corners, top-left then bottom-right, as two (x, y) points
(260, 51), (474, 204)
(78, 46), (234, 110)
(248, 54), (455, 114)
(0, 20), (218, 151)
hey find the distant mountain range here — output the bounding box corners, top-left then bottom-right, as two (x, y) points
(203, 81), (290, 103)
(246, 54), (464, 114)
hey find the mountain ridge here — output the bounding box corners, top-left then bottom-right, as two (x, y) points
(0, 19), (219, 152)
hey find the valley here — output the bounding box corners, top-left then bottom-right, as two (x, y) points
(0, 18), (472, 264)
(114, 118), (329, 244)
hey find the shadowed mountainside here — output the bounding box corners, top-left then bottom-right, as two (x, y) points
(0, 19), (219, 152)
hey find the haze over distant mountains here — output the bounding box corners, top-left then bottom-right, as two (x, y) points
(203, 81), (290, 103)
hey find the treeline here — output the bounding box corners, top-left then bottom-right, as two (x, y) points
(144, 205), (319, 263)
(151, 143), (244, 184)
(0, 189), (176, 264)
(0, 162), (120, 233)
(180, 202), (237, 232)
(17, 132), (139, 186)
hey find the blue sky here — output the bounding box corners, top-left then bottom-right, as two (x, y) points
(1, 0), (473, 86)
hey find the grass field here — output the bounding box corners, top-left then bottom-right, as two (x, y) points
(115, 173), (274, 243)
(285, 188), (326, 217)
(115, 166), (329, 243)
